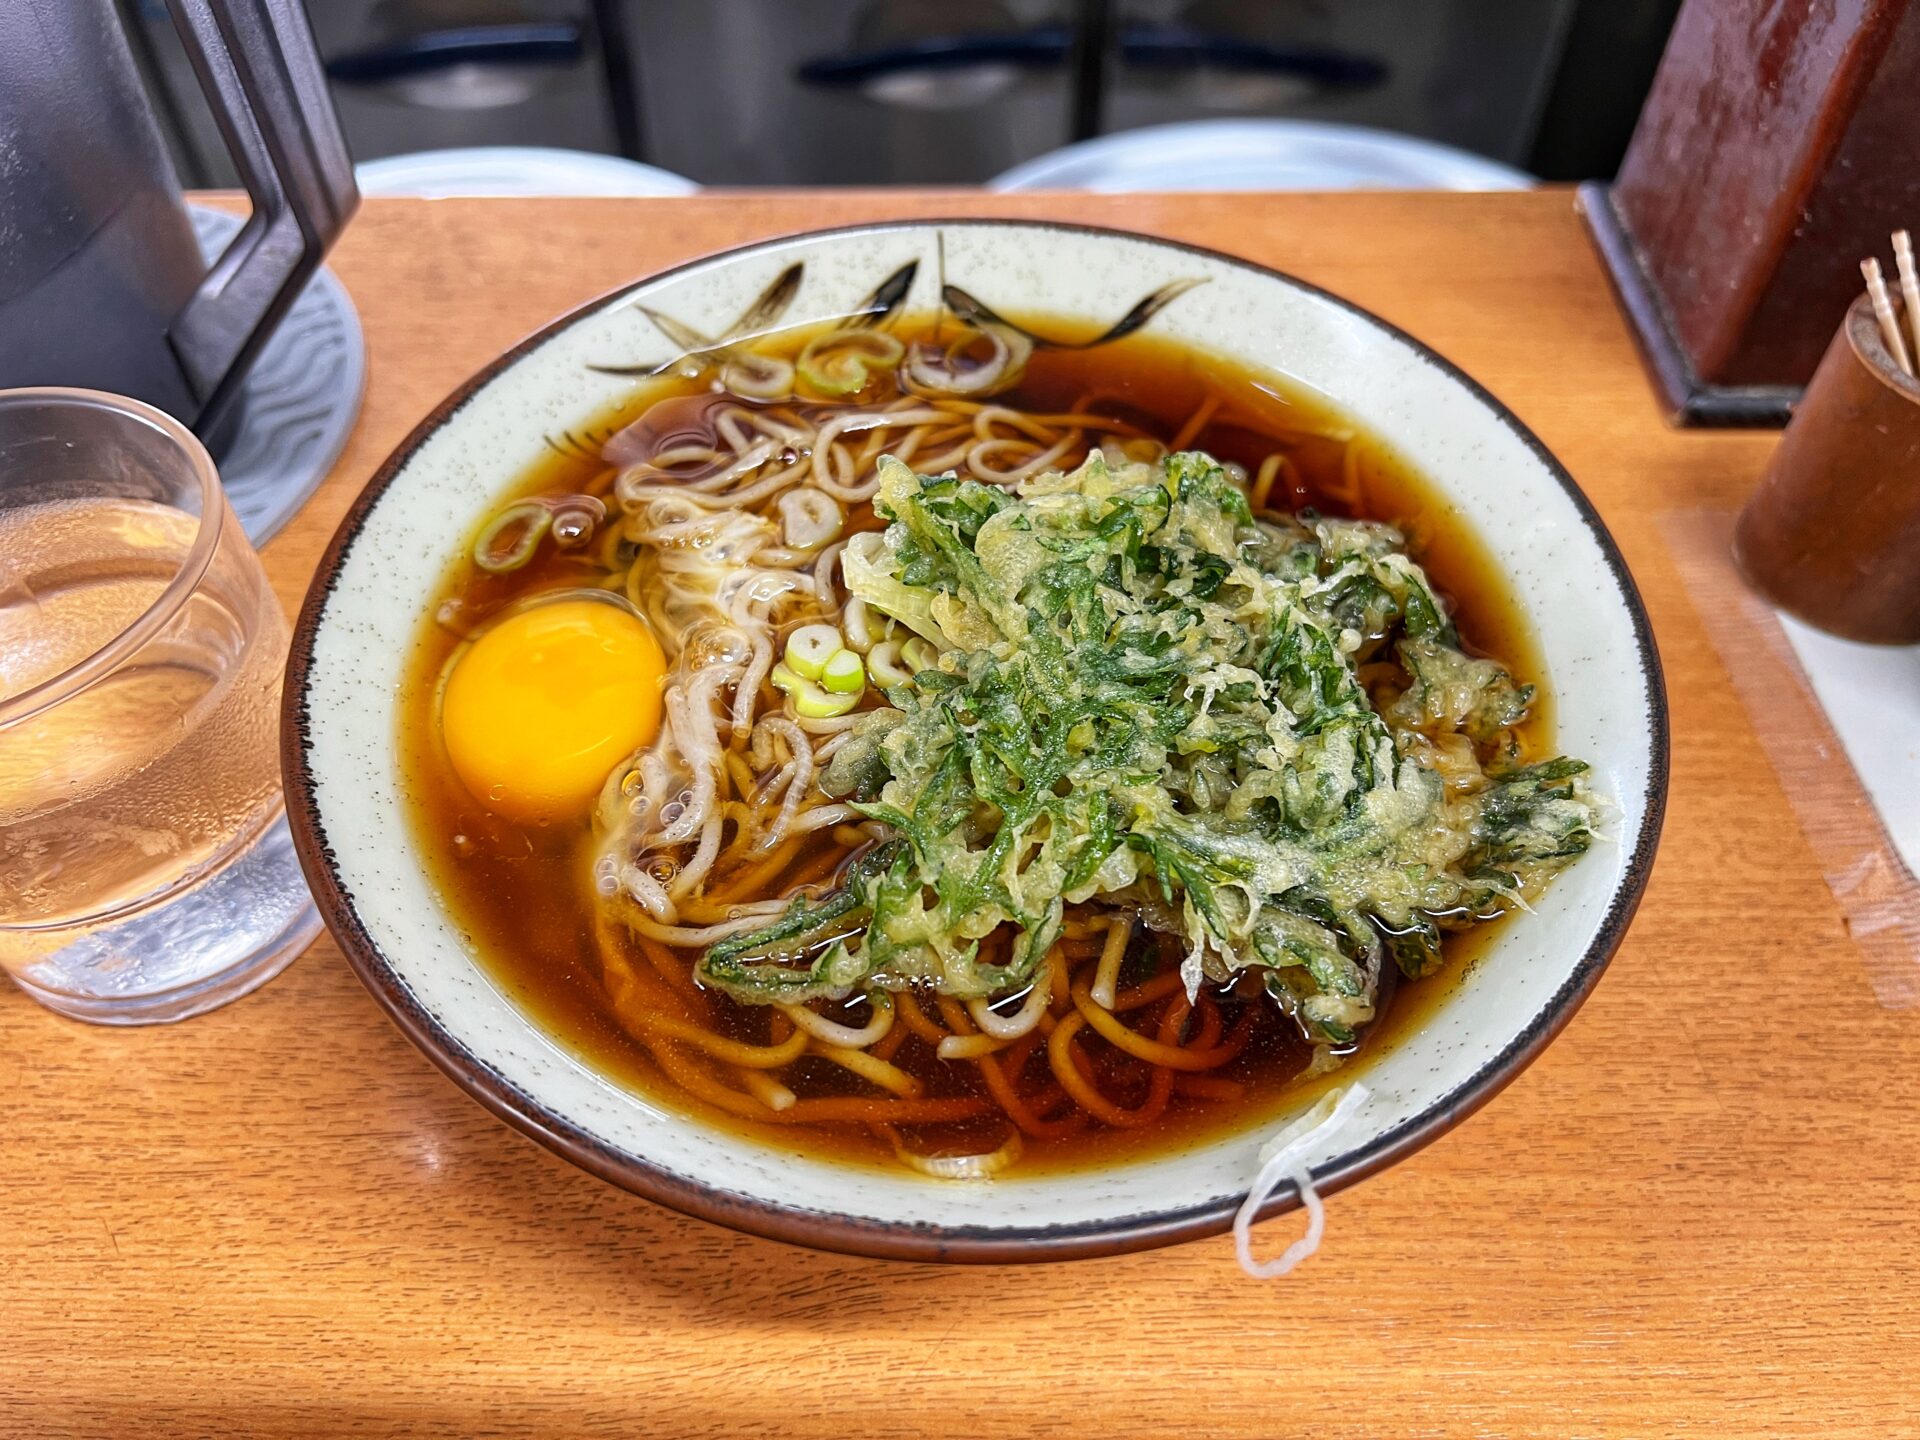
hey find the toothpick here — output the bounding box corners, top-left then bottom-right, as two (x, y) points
(1894, 231), (1920, 362)
(1862, 257), (1914, 376)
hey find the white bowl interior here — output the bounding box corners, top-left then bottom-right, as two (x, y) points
(297, 222), (1658, 1246)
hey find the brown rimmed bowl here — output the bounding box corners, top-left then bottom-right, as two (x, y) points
(284, 219), (1667, 1262)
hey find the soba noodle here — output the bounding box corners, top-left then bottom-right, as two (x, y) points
(590, 393), (1161, 932)
(418, 310), (1594, 1178)
(576, 370), (1284, 1167)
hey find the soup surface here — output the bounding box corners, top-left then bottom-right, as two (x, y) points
(401, 308), (1591, 1176)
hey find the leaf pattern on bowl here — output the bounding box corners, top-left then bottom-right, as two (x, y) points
(587, 242), (1206, 380)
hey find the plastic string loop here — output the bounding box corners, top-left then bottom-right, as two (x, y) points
(1232, 1082), (1371, 1279)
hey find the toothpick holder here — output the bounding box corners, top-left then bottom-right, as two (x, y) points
(1733, 293), (1920, 644)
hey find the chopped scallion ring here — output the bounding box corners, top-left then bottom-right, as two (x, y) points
(792, 678), (859, 718)
(797, 331), (906, 396)
(769, 662), (858, 716)
(901, 636), (938, 674)
(784, 624), (843, 680)
(473, 502), (552, 573)
(866, 639), (910, 688)
(820, 649), (865, 694)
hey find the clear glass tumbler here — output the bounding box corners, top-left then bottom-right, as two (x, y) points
(0, 388), (320, 1023)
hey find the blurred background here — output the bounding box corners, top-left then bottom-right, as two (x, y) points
(123, 0), (1681, 191)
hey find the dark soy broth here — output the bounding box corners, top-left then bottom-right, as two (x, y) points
(400, 317), (1548, 1174)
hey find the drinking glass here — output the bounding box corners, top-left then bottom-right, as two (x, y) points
(0, 388), (320, 1022)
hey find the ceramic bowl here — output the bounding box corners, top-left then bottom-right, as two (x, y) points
(285, 220), (1667, 1262)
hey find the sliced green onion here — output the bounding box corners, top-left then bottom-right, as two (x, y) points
(771, 659), (859, 717)
(797, 331), (906, 396)
(789, 676), (860, 718)
(784, 624), (843, 680)
(866, 639), (910, 688)
(901, 636), (938, 674)
(720, 351), (795, 402)
(891, 1128), (1023, 1180)
(901, 322), (1030, 398)
(473, 502), (551, 573)
(820, 648), (866, 694)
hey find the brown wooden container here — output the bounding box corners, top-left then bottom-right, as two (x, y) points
(1583, 0), (1920, 426)
(1733, 293), (1920, 643)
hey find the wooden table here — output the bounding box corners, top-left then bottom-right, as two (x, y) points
(5, 192), (1911, 1438)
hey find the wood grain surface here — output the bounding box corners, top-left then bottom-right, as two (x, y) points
(4, 192), (1912, 1438)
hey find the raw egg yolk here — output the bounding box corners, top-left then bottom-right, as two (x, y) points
(441, 599), (664, 822)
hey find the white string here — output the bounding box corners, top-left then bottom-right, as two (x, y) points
(1232, 1082), (1371, 1279)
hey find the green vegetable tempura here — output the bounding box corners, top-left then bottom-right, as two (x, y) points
(701, 450), (1596, 1048)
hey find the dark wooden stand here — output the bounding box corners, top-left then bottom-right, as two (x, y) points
(1583, 0), (1920, 427)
